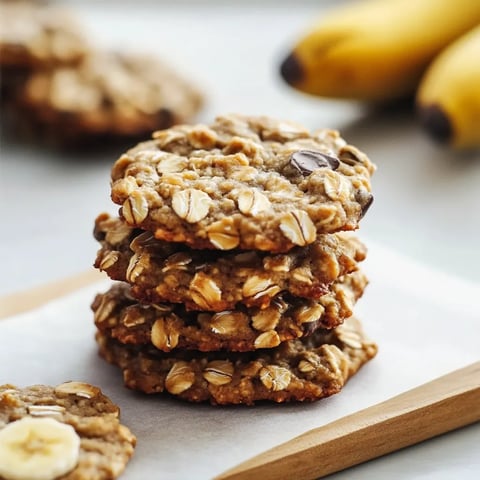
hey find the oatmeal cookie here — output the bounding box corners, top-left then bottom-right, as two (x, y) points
(93, 213), (367, 310)
(92, 271), (367, 352)
(96, 316), (377, 405)
(110, 114), (375, 253)
(18, 50), (203, 141)
(0, 1), (87, 70)
(0, 1), (87, 100)
(0, 382), (136, 480)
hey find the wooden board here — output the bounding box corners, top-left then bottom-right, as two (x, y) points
(0, 269), (103, 320)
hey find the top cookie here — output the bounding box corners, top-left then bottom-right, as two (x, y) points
(111, 114), (375, 252)
(0, 1), (87, 69)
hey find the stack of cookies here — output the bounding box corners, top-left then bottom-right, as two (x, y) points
(0, 1), (203, 143)
(92, 114), (378, 405)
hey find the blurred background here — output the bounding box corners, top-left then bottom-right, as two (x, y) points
(1, 0), (479, 296)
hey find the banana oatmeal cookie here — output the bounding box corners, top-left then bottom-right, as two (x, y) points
(0, 1), (87, 100)
(110, 114), (375, 252)
(0, 1), (87, 70)
(96, 316), (377, 405)
(92, 271), (367, 352)
(18, 50), (203, 141)
(93, 213), (367, 310)
(0, 382), (136, 480)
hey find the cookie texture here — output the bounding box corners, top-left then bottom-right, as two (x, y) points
(110, 114), (375, 252)
(92, 270), (367, 352)
(18, 50), (203, 140)
(93, 213), (367, 310)
(96, 316), (377, 405)
(0, 382), (136, 480)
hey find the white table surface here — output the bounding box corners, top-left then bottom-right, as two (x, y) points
(0, 2), (479, 479)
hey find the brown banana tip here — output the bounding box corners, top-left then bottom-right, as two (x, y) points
(280, 52), (304, 85)
(418, 104), (453, 144)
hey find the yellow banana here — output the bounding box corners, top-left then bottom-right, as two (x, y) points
(0, 417), (80, 480)
(280, 0), (480, 102)
(417, 26), (480, 150)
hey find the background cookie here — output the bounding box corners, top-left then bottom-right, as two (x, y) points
(110, 114), (375, 252)
(0, 1), (87, 70)
(0, 1), (87, 101)
(94, 213), (367, 310)
(92, 272), (367, 352)
(0, 382), (136, 480)
(18, 50), (203, 142)
(96, 316), (377, 405)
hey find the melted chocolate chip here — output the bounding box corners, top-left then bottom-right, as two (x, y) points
(303, 320), (321, 336)
(290, 150), (340, 175)
(355, 189), (374, 219)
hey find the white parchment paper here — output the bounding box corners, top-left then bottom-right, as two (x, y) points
(1, 241), (479, 480)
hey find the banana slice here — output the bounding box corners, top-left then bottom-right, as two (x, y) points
(0, 416), (81, 480)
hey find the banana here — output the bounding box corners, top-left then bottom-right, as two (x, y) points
(417, 25), (480, 149)
(0, 417), (80, 480)
(280, 0), (480, 102)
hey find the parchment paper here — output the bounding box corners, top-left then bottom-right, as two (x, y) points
(1, 241), (479, 479)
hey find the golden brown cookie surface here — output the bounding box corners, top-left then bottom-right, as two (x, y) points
(110, 114), (375, 252)
(92, 271), (367, 352)
(93, 213), (367, 311)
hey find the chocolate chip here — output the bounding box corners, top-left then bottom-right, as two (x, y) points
(290, 150), (340, 175)
(303, 320), (320, 336)
(355, 189), (374, 219)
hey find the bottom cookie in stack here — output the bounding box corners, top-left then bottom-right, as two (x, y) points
(94, 311), (377, 406)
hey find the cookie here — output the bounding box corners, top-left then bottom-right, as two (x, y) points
(110, 114), (375, 253)
(93, 213), (367, 310)
(96, 316), (377, 405)
(0, 2), (87, 70)
(0, 382), (136, 480)
(92, 270), (367, 352)
(0, 1), (87, 101)
(18, 50), (203, 141)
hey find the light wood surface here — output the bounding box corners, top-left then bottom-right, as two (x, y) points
(216, 361), (480, 480)
(0, 269), (103, 320)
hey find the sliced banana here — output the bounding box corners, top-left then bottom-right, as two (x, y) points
(0, 416), (81, 480)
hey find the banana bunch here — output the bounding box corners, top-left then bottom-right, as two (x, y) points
(417, 26), (480, 149)
(280, 0), (480, 149)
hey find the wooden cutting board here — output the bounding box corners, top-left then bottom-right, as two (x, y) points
(0, 269), (103, 320)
